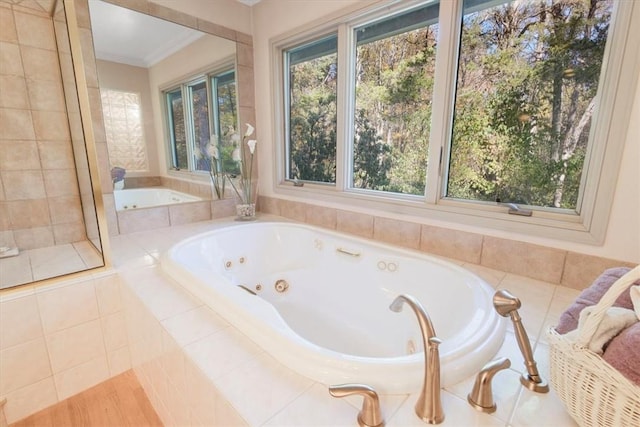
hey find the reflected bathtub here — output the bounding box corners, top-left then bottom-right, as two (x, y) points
(114, 188), (201, 211)
(161, 221), (506, 393)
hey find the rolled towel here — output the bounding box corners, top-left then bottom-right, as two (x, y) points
(555, 267), (638, 334)
(563, 306), (637, 354)
(603, 322), (640, 386)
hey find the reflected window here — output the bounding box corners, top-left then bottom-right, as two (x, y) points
(163, 67), (237, 174)
(101, 89), (148, 172)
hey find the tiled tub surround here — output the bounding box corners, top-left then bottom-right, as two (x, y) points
(0, 272), (131, 423)
(112, 215), (584, 426)
(258, 196), (638, 290)
(107, 177), (239, 235)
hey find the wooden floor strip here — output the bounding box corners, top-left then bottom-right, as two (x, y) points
(9, 370), (163, 427)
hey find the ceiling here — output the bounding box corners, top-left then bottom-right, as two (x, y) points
(88, 0), (206, 68)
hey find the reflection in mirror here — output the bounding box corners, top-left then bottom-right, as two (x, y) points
(88, 0), (238, 190)
(0, 0), (105, 289)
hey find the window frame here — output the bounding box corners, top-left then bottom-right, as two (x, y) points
(161, 61), (238, 176)
(272, 0), (640, 244)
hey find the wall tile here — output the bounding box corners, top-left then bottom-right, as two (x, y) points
(373, 217), (421, 249)
(53, 355), (109, 400)
(13, 9), (55, 50)
(78, 28), (98, 89)
(0, 140), (41, 170)
(0, 294), (43, 350)
(20, 46), (60, 82)
(117, 207), (170, 234)
(0, 203), (9, 231)
(236, 43), (253, 68)
(37, 140), (75, 170)
(0, 75), (28, 108)
(258, 196), (280, 216)
(279, 199), (306, 222)
(1, 170), (46, 200)
(420, 225), (483, 264)
(12, 225), (54, 250)
(0, 7), (18, 43)
(47, 195), (83, 225)
(0, 108), (35, 140)
(336, 210), (374, 238)
(481, 236), (566, 284)
(0, 41), (23, 76)
(52, 222), (86, 245)
(561, 252), (636, 290)
(32, 111), (70, 140)
(7, 199), (50, 228)
(148, 2), (197, 28)
(107, 346), (131, 377)
(45, 318), (106, 373)
(211, 198), (236, 219)
(37, 281), (99, 334)
(0, 337), (51, 395)
(169, 201), (211, 225)
(101, 311), (127, 352)
(26, 79), (66, 112)
(43, 169), (80, 198)
(94, 274), (123, 315)
(305, 204), (337, 229)
(2, 376), (57, 424)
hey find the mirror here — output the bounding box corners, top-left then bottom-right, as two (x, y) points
(87, 0), (238, 186)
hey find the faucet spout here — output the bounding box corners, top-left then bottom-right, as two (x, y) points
(390, 294), (444, 424)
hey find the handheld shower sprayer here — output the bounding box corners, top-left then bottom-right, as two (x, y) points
(493, 289), (549, 393)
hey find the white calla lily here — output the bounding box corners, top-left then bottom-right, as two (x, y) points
(244, 123), (255, 137)
(247, 139), (257, 154)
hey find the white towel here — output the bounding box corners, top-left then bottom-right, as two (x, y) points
(565, 305), (638, 354)
(631, 285), (640, 320)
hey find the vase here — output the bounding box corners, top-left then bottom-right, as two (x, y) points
(235, 203), (256, 221)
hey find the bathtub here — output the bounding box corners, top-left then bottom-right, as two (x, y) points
(113, 188), (201, 211)
(161, 221), (506, 393)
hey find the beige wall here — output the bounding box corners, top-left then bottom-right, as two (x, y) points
(148, 34), (236, 177)
(251, 0), (640, 264)
(0, 3), (86, 250)
(95, 59), (159, 177)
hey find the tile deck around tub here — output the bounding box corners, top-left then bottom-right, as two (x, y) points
(112, 214), (582, 427)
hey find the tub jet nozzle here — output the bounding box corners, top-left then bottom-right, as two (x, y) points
(492, 290), (549, 393)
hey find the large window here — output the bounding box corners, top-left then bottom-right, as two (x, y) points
(164, 68), (237, 174)
(285, 35), (338, 184)
(448, 0), (612, 210)
(276, 0), (637, 241)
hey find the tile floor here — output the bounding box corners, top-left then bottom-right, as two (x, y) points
(111, 214), (583, 427)
(0, 241), (104, 289)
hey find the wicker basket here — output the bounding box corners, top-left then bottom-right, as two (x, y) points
(547, 265), (640, 427)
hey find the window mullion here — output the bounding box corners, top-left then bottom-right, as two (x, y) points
(336, 23), (351, 192)
(183, 85), (196, 172)
(425, 0), (462, 205)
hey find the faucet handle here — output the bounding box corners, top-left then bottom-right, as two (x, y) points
(467, 357), (511, 413)
(329, 383), (385, 427)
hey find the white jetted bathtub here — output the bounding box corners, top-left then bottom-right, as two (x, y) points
(113, 188), (201, 211)
(161, 221), (506, 393)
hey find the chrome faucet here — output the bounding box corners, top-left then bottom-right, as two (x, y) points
(390, 294), (444, 424)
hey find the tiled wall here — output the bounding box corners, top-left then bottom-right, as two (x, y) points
(0, 3), (86, 250)
(120, 266), (248, 426)
(259, 196), (637, 290)
(0, 272), (130, 423)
